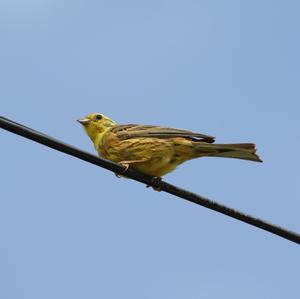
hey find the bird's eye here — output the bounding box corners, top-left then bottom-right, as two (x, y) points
(95, 114), (102, 120)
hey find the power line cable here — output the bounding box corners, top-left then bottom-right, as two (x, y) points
(1, 116), (299, 245)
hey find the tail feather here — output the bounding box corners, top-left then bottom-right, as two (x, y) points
(195, 143), (262, 162)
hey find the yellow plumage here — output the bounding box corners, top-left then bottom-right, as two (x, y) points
(78, 113), (262, 177)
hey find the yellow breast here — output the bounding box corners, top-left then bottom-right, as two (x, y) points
(97, 133), (195, 177)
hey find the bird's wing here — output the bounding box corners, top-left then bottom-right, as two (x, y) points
(111, 124), (215, 143)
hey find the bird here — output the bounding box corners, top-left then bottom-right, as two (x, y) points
(77, 113), (262, 180)
(77, 113), (262, 181)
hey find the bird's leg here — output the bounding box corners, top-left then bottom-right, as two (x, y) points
(146, 176), (163, 191)
(116, 159), (148, 176)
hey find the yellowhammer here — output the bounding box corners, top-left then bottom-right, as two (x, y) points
(77, 113), (262, 178)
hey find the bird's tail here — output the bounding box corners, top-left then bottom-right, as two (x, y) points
(194, 143), (262, 162)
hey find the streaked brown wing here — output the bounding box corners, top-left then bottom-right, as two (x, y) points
(111, 124), (215, 143)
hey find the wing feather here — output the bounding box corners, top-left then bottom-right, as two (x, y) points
(111, 124), (215, 143)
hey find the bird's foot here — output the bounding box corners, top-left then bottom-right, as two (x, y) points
(146, 177), (163, 191)
(116, 162), (130, 174)
(120, 162), (130, 172)
(114, 162), (130, 178)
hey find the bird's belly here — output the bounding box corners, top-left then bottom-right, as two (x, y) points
(133, 156), (181, 177)
(101, 137), (192, 177)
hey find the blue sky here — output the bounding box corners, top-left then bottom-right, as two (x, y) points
(1, 1), (299, 298)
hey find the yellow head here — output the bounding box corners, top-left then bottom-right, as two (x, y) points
(77, 113), (116, 142)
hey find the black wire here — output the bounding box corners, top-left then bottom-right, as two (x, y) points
(1, 116), (299, 245)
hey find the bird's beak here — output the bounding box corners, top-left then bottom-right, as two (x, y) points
(77, 118), (91, 125)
